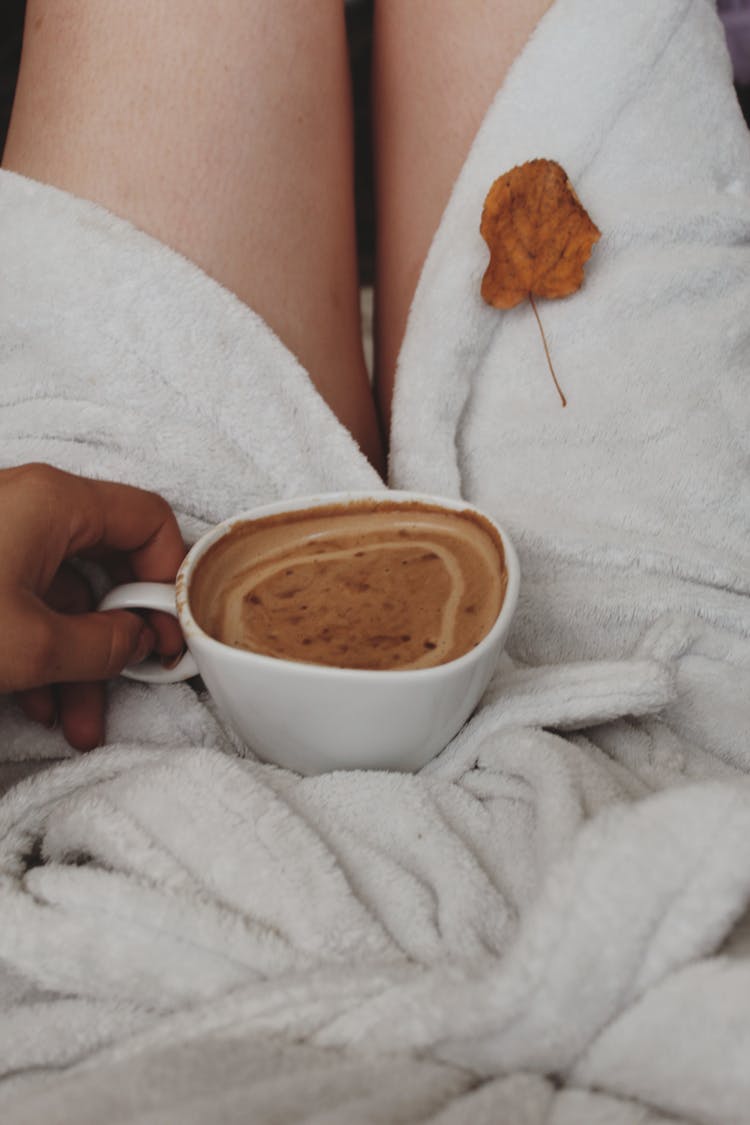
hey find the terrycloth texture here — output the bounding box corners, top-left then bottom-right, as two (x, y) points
(390, 0), (750, 667)
(1, 1), (750, 1122)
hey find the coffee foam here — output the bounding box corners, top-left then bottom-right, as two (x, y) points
(189, 501), (507, 671)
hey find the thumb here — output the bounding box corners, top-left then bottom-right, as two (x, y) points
(42, 608), (156, 685)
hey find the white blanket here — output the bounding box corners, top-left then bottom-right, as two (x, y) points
(1, 1), (749, 1121)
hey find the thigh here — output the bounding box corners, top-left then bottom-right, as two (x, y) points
(3, 0), (383, 470)
(372, 0), (554, 429)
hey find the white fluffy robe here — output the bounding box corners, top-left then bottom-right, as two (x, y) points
(1, 1), (750, 1122)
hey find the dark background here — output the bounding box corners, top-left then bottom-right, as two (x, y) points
(2, 0), (749, 288)
(0, 0), (23, 150)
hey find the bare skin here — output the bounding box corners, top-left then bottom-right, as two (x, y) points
(3, 0), (384, 472)
(0, 2), (553, 748)
(372, 0), (555, 429)
(0, 464), (186, 751)
(3, 0), (552, 455)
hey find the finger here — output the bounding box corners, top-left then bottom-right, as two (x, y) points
(73, 479), (187, 653)
(17, 685), (58, 729)
(150, 609), (185, 658)
(1, 464), (186, 588)
(43, 569), (107, 749)
(48, 608), (156, 684)
(77, 553), (181, 655)
(5, 600), (157, 690)
(59, 681), (106, 753)
(70, 476), (186, 582)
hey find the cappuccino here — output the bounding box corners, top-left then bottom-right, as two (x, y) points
(190, 500), (507, 671)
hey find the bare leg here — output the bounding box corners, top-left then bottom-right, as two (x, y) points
(373, 0), (554, 431)
(3, 0), (384, 472)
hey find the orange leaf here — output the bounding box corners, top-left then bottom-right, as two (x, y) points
(479, 159), (601, 407)
(480, 159), (601, 310)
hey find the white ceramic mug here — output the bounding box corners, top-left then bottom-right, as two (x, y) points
(99, 491), (520, 775)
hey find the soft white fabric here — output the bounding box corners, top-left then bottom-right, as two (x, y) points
(390, 0), (750, 667)
(1, 0), (749, 1121)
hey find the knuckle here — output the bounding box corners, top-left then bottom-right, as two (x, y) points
(5, 463), (67, 511)
(148, 490), (173, 522)
(14, 462), (61, 491)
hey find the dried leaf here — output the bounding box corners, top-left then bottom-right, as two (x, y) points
(480, 158), (600, 308)
(480, 159), (601, 405)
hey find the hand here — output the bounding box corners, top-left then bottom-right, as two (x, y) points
(0, 464), (186, 751)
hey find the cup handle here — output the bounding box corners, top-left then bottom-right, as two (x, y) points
(97, 582), (199, 684)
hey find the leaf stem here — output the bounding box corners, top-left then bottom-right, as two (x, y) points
(529, 294), (567, 408)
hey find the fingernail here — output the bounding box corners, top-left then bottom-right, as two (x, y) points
(160, 646), (186, 670)
(132, 625), (157, 665)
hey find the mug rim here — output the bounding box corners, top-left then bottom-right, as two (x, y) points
(175, 490), (520, 681)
